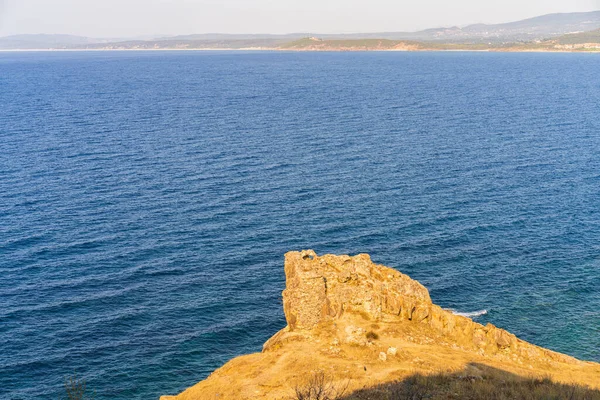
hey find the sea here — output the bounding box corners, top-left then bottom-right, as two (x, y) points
(1, 50), (599, 399)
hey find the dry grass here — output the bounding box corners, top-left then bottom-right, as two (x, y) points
(341, 364), (600, 400)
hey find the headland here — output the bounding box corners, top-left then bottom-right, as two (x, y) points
(161, 251), (600, 399)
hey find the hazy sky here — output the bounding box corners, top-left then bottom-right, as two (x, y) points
(1, 0), (599, 38)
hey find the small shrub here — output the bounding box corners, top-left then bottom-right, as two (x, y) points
(294, 371), (348, 400)
(63, 375), (94, 400)
(365, 331), (379, 341)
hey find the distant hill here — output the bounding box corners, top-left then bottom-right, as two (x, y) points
(0, 33), (297, 50)
(328, 11), (600, 43)
(432, 10), (600, 42)
(1, 11), (600, 50)
(153, 11), (600, 45)
(153, 33), (304, 41)
(79, 37), (293, 50)
(551, 28), (600, 44)
(0, 34), (103, 49)
(279, 38), (425, 51)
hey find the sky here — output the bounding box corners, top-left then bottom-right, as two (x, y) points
(0, 0), (599, 38)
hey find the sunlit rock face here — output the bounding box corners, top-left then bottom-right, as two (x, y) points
(282, 250), (431, 330)
(279, 250), (577, 363)
(161, 251), (598, 400)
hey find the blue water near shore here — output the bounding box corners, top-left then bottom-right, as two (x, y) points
(1, 51), (599, 399)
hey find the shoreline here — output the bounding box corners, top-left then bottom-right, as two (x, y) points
(1, 47), (600, 54)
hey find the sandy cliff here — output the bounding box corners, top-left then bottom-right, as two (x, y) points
(161, 251), (600, 399)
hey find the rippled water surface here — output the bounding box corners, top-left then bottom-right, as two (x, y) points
(1, 51), (599, 399)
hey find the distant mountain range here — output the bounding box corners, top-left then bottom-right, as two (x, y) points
(1, 11), (600, 50)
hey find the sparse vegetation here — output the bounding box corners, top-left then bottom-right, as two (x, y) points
(365, 331), (379, 341)
(292, 365), (600, 400)
(62, 375), (94, 400)
(553, 29), (600, 45)
(341, 364), (600, 400)
(279, 38), (426, 51)
(294, 371), (349, 400)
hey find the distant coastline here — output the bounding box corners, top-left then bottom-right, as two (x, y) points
(2, 46), (599, 53)
(3, 11), (600, 53)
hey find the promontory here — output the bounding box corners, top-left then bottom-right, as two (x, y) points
(161, 251), (600, 399)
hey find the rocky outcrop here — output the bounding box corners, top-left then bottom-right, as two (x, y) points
(281, 251), (431, 330)
(271, 250), (576, 364)
(162, 251), (600, 400)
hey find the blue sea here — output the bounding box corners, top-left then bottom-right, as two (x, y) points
(1, 51), (599, 399)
